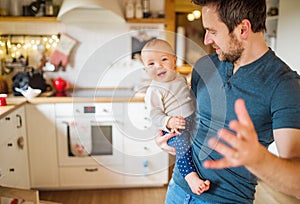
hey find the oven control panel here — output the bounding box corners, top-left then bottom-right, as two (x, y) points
(55, 103), (123, 117)
(84, 106), (96, 113)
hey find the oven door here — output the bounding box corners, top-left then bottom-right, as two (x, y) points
(56, 117), (124, 167)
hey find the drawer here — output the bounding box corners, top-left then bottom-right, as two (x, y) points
(123, 170), (168, 186)
(123, 138), (162, 156)
(59, 166), (124, 188)
(123, 151), (168, 176)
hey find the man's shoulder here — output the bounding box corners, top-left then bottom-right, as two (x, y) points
(195, 53), (219, 65)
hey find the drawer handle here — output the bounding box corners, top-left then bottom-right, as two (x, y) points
(7, 143), (13, 147)
(9, 168), (15, 172)
(85, 168), (98, 172)
(16, 114), (22, 128)
(17, 136), (24, 149)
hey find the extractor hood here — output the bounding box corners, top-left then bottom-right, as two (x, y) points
(57, 0), (125, 23)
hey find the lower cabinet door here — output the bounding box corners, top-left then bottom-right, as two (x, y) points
(59, 166), (124, 188)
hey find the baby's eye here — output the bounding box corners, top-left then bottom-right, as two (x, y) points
(162, 58), (168, 61)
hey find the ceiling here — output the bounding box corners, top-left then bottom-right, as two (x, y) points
(175, 0), (201, 13)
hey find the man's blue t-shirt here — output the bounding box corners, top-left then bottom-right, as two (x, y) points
(172, 49), (300, 203)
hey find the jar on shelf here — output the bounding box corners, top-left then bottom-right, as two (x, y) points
(135, 0), (143, 19)
(0, 0), (9, 16)
(45, 0), (54, 16)
(10, 0), (22, 16)
(125, 0), (135, 19)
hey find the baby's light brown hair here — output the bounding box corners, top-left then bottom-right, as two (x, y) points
(141, 39), (175, 63)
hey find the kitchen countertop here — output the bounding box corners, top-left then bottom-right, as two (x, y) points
(0, 97), (27, 119)
(0, 92), (145, 119)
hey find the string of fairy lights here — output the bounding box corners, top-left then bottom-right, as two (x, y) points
(0, 34), (60, 60)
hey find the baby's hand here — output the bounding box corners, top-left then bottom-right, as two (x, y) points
(167, 116), (186, 134)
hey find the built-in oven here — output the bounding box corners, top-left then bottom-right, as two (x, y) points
(55, 103), (124, 167)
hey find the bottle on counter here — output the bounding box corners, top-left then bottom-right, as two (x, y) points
(125, 0), (134, 19)
(135, 0), (143, 19)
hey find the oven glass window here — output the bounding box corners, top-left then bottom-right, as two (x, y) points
(91, 125), (113, 155)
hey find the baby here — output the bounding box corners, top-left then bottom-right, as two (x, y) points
(141, 39), (210, 195)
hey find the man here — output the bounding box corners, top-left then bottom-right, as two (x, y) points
(156, 0), (300, 203)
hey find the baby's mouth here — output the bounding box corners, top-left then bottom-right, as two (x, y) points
(157, 71), (166, 77)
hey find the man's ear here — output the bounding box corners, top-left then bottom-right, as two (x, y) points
(240, 19), (251, 39)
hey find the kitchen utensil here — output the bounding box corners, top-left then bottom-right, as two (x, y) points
(15, 86), (41, 100)
(0, 93), (7, 106)
(53, 77), (67, 96)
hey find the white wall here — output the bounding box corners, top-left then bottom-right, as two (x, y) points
(0, 1), (167, 89)
(276, 0), (300, 73)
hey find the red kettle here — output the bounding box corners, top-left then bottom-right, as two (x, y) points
(53, 77), (67, 96)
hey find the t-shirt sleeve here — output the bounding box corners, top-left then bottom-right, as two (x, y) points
(271, 77), (300, 129)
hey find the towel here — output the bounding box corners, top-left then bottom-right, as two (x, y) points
(68, 120), (91, 157)
(50, 33), (77, 68)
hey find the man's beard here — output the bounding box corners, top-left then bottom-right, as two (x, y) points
(219, 33), (244, 63)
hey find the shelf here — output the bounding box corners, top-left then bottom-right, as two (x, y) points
(176, 64), (192, 75)
(126, 18), (166, 24)
(0, 16), (58, 22)
(266, 15), (279, 21)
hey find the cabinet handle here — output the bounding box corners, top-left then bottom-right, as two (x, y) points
(16, 114), (22, 128)
(9, 168), (15, 172)
(7, 143), (13, 147)
(17, 136), (24, 149)
(85, 168), (98, 172)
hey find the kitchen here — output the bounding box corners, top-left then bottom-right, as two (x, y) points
(0, 0), (300, 204)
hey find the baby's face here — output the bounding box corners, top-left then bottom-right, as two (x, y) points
(142, 51), (177, 83)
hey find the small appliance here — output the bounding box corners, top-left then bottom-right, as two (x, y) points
(53, 77), (67, 96)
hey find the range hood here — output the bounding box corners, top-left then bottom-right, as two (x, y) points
(57, 0), (125, 23)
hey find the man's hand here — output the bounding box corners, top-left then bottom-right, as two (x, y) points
(155, 130), (178, 155)
(203, 99), (263, 169)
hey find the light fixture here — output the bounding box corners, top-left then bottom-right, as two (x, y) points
(187, 13), (195, 21)
(0, 34), (60, 63)
(193, 10), (201, 19)
(187, 10), (201, 22)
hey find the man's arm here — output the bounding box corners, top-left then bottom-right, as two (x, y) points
(253, 128), (300, 198)
(203, 99), (300, 198)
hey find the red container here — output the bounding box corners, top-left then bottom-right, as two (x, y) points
(53, 77), (67, 96)
(0, 94), (7, 106)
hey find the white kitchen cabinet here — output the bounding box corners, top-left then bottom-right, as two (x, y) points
(59, 166), (124, 188)
(123, 102), (168, 186)
(26, 104), (59, 188)
(0, 106), (30, 189)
